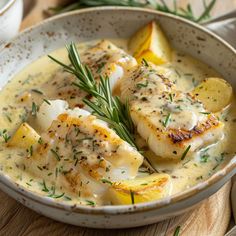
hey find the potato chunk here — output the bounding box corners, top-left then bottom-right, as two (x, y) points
(8, 123), (40, 148)
(192, 77), (233, 112)
(128, 21), (171, 65)
(109, 173), (172, 205)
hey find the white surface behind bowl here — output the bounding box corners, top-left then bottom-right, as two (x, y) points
(0, 0), (23, 43)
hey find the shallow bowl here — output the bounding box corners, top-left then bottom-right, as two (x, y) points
(0, 7), (236, 228)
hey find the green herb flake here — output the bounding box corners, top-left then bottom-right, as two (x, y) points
(43, 99), (51, 105)
(42, 180), (49, 192)
(196, 176), (203, 180)
(163, 113), (171, 127)
(31, 102), (38, 117)
(64, 196), (72, 201)
(101, 178), (112, 185)
(0, 129), (11, 143)
(4, 113), (12, 123)
(96, 62), (106, 73)
(130, 190), (135, 204)
(199, 111), (210, 115)
(200, 153), (210, 163)
(173, 225), (181, 236)
(137, 80), (148, 89)
(50, 149), (61, 161)
(37, 165), (43, 171)
(50, 192), (65, 199)
(142, 58), (149, 67)
(31, 89), (44, 95)
(181, 145), (191, 160)
(38, 137), (43, 144)
(28, 145), (33, 156)
(86, 200), (96, 206)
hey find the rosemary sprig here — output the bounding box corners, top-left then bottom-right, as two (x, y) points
(49, 43), (136, 148)
(47, 0), (217, 23)
(47, 0), (147, 15)
(49, 42), (157, 173)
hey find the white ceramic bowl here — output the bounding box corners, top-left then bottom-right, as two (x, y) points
(0, 0), (23, 43)
(0, 7), (236, 228)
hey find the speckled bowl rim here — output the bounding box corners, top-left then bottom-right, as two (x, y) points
(0, 6), (236, 215)
(0, 0), (16, 15)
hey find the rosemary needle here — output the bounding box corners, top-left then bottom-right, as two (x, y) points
(47, 0), (217, 23)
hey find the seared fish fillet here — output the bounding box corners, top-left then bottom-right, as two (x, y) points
(81, 40), (137, 91)
(29, 100), (143, 198)
(42, 40), (136, 109)
(121, 63), (224, 159)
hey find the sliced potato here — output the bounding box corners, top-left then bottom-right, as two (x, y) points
(192, 77), (233, 112)
(128, 21), (171, 65)
(109, 173), (172, 205)
(8, 122), (40, 148)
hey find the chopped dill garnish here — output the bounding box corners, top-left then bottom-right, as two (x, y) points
(42, 180), (49, 192)
(74, 158), (79, 166)
(31, 89), (44, 95)
(96, 62), (106, 73)
(130, 190), (135, 204)
(184, 73), (193, 77)
(37, 166), (43, 171)
(174, 69), (181, 77)
(142, 58), (149, 67)
(212, 163), (220, 171)
(38, 137), (43, 144)
(200, 112), (210, 115)
(101, 178), (112, 185)
(43, 99), (51, 105)
(86, 200), (96, 206)
(137, 80), (148, 89)
(181, 145), (191, 160)
(163, 113), (171, 127)
(0, 129), (11, 143)
(64, 196), (72, 201)
(19, 113), (28, 122)
(55, 167), (58, 178)
(27, 145), (33, 157)
(196, 176), (203, 180)
(50, 149), (61, 161)
(4, 113), (12, 123)
(200, 153), (210, 163)
(169, 93), (173, 102)
(49, 192), (65, 198)
(77, 137), (93, 142)
(31, 102), (38, 117)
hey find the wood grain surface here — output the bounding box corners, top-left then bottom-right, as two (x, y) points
(1, 0), (235, 235)
(0, 182), (232, 236)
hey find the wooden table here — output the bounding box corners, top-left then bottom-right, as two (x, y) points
(1, 1), (235, 235)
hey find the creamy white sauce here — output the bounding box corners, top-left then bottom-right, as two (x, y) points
(0, 39), (235, 205)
